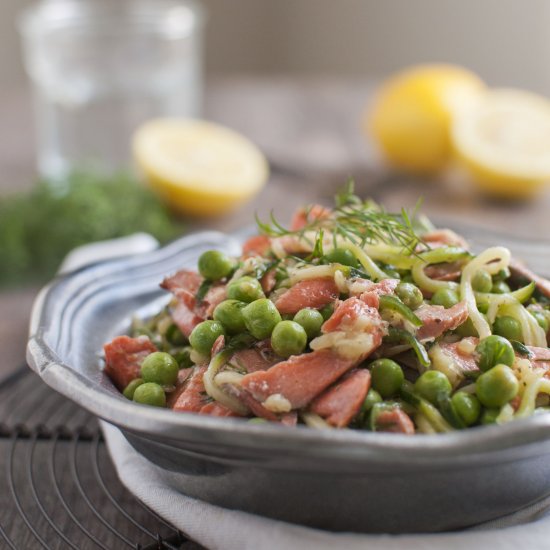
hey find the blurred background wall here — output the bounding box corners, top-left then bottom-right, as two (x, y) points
(2, 0), (550, 93)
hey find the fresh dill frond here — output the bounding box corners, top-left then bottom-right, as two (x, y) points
(256, 180), (426, 253)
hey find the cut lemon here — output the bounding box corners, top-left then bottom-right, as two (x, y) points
(452, 89), (550, 198)
(133, 119), (269, 216)
(367, 64), (485, 175)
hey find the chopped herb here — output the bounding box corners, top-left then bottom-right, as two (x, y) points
(0, 171), (184, 287)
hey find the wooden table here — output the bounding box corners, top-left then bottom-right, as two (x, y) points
(1, 76), (550, 378)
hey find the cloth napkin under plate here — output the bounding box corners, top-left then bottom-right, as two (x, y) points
(102, 421), (550, 550)
(63, 233), (550, 550)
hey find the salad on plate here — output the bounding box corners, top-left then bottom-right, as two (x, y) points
(103, 184), (550, 434)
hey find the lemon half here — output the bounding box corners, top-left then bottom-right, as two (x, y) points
(368, 64), (485, 175)
(133, 119), (269, 216)
(452, 89), (550, 198)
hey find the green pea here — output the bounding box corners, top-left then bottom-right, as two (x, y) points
(383, 267), (401, 279)
(140, 352), (179, 386)
(213, 299), (247, 334)
(396, 282), (424, 310)
(293, 308), (324, 339)
(400, 274), (414, 284)
(361, 389), (382, 413)
(414, 370), (452, 405)
(271, 320), (307, 358)
(227, 276), (265, 303)
(320, 303), (334, 321)
(431, 288), (459, 308)
(532, 311), (549, 333)
(133, 382), (166, 407)
(325, 248), (358, 268)
(171, 346), (194, 369)
(198, 250), (234, 280)
(451, 392), (481, 426)
(493, 315), (522, 341)
(493, 268), (511, 282)
(189, 320), (226, 356)
(491, 281), (511, 294)
(242, 298), (282, 340)
(476, 335), (515, 372)
(165, 323), (187, 346)
(472, 270), (493, 293)
(476, 364), (519, 408)
(370, 359), (405, 398)
(481, 408), (500, 425)
(123, 378), (144, 400)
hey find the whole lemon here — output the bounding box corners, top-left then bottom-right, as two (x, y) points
(367, 64), (485, 175)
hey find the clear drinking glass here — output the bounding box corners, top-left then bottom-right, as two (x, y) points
(19, 0), (204, 180)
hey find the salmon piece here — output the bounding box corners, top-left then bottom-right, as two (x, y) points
(510, 260), (550, 299)
(171, 366), (209, 412)
(349, 278), (400, 308)
(350, 278), (399, 298)
(415, 301), (469, 341)
(231, 346), (280, 373)
(274, 277), (339, 314)
(261, 269), (277, 293)
(290, 204), (331, 230)
(197, 284), (227, 318)
(171, 365), (241, 416)
(171, 301), (203, 338)
(529, 346), (550, 371)
(421, 229), (469, 250)
(241, 349), (357, 409)
(103, 336), (157, 391)
(211, 335), (225, 356)
(229, 387), (280, 421)
(510, 395), (522, 411)
(242, 235), (271, 257)
(438, 338), (479, 374)
(310, 369), (371, 428)
(161, 270), (202, 309)
(280, 411), (298, 426)
(322, 296), (383, 335)
(166, 368), (194, 408)
(199, 401), (239, 417)
(424, 261), (463, 282)
(272, 235), (314, 256)
(375, 409), (415, 434)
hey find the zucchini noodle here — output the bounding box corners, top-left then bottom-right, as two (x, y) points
(301, 412), (332, 429)
(411, 247), (470, 294)
(337, 242), (388, 280)
(499, 302), (548, 347)
(496, 403), (515, 424)
(414, 412), (437, 434)
(460, 247), (511, 340)
(289, 264), (343, 284)
(514, 359), (544, 419)
(418, 399), (454, 433)
(203, 351), (249, 415)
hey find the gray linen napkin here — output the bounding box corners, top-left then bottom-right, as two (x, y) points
(101, 421), (550, 550)
(64, 234), (550, 550)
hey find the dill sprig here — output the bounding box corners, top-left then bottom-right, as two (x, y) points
(256, 180), (426, 253)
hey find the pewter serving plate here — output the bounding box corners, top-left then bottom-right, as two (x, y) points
(27, 227), (550, 533)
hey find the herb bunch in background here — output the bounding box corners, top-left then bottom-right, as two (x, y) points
(0, 171), (184, 287)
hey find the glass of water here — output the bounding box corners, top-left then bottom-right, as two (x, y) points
(19, 0), (204, 180)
